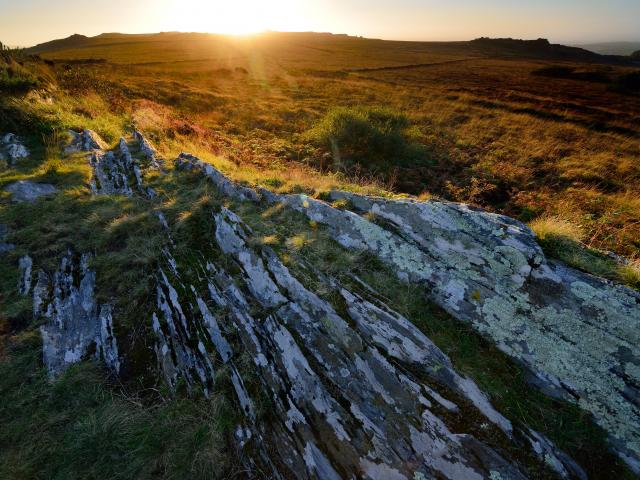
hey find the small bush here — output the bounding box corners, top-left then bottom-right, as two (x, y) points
(304, 106), (426, 171)
(614, 71), (640, 93)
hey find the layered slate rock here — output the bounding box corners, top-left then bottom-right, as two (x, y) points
(134, 130), (163, 170)
(1, 133), (30, 165)
(90, 133), (160, 197)
(150, 205), (584, 480)
(5, 180), (58, 203)
(22, 251), (120, 378)
(64, 129), (108, 154)
(178, 155), (640, 474)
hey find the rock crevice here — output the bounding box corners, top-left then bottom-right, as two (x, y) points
(178, 155), (640, 474)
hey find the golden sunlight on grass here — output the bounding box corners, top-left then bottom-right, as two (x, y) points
(529, 215), (585, 244)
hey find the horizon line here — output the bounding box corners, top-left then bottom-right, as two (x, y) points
(9, 30), (640, 50)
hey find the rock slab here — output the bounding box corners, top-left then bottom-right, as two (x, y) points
(5, 180), (58, 203)
(179, 155), (640, 474)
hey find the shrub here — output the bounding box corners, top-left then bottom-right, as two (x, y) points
(614, 71), (640, 93)
(0, 64), (40, 93)
(304, 106), (426, 171)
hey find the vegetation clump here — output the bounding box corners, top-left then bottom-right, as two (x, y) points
(304, 106), (427, 172)
(530, 215), (640, 289)
(613, 71), (640, 93)
(0, 42), (51, 94)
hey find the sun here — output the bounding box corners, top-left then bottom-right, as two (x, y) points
(169, 0), (305, 35)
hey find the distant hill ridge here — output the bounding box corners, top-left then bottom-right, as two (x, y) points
(470, 37), (630, 63)
(577, 41), (640, 56)
(28, 33), (90, 52)
(25, 32), (634, 65)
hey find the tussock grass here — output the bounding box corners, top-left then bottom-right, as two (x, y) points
(530, 215), (585, 243)
(303, 105), (427, 171)
(530, 215), (639, 289)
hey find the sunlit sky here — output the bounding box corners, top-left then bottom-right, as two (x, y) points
(1, 0), (639, 47)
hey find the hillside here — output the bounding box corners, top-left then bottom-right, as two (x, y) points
(1, 34), (640, 479)
(27, 32), (633, 68)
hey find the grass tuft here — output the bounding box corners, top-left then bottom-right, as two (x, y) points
(304, 105), (427, 171)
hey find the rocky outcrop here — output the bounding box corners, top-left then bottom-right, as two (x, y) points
(149, 205), (584, 479)
(17, 255), (33, 295)
(5, 180), (58, 203)
(134, 130), (162, 170)
(15, 143), (634, 476)
(64, 129), (107, 154)
(1, 133), (30, 165)
(178, 155), (640, 474)
(90, 144), (135, 196)
(90, 134), (159, 197)
(21, 251), (120, 378)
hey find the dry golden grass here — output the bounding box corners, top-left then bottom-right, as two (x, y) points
(529, 216), (585, 243)
(27, 32), (640, 259)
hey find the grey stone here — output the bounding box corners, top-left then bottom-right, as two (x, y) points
(175, 156), (640, 474)
(134, 130), (163, 170)
(5, 181), (58, 203)
(36, 251), (120, 377)
(17, 255), (32, 295)
(1, 132), (30, 164)
(147, 198), (581, 479)
(64, 129), (107, 154)
(89, 136), (159, 198)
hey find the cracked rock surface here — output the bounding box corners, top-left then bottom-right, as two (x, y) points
(1, 132), (30, 164)
(5, 180), (58, 203)
(20, 251), (120, 378)
(179, 155), (640, 474)
(149, 205), (584, 479)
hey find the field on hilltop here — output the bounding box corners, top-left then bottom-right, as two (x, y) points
(21, 31), (640, 266)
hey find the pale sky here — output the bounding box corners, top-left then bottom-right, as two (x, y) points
(1, 0), (639, 47)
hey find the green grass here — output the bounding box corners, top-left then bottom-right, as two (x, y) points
(0, 332), (236, 480)
(303, 105), (427, 171)
(530, 215), (640, 290)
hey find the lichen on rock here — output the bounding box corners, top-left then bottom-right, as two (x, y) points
(177, 155), (640, 474)
(24, 251), (120, 378)
(1, 132), (30, 165)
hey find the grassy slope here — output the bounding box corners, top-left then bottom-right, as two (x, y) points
(30, 32), (640, 261)
(0, 37), (639, 478)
